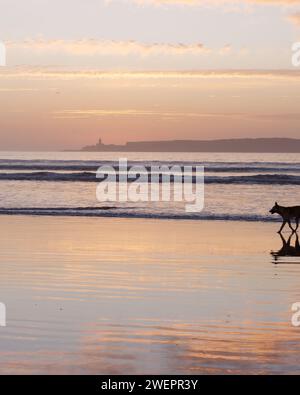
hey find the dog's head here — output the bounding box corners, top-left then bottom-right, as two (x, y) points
(270, 202), (280, 215)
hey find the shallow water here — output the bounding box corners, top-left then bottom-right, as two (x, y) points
(0, 152), (299, 221)
(0, 217), (299, 374)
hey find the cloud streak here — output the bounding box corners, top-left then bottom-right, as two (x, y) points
(6, 39), (211, 57)
(54, 109), (300, 122)
(1, 68), (300, 81)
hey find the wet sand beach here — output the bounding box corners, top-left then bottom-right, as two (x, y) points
(0, 216), (299, 374)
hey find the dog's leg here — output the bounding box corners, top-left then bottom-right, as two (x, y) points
(295, 218), (299, 232)
(296, 233), (300, 251)
(288, 220), (295, 232)
(278, 221), (287, 233)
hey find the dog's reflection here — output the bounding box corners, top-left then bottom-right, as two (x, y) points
(271, 232), (300, 263)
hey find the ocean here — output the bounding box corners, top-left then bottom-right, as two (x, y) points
(0, 151), (299, 221)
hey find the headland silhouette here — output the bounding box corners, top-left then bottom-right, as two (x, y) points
(78, 137), (300, 153)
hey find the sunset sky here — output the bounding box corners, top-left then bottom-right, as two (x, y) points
(0, 0), (300, 150)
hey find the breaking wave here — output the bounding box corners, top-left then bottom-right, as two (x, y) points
(0, 172), (300, 185)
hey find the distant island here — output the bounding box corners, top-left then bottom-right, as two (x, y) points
(78, 138), (300, 153)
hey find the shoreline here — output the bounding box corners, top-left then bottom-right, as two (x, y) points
(0, 210), (281, 222)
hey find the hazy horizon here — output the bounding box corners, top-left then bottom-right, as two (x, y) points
(0, 135), (299, 152)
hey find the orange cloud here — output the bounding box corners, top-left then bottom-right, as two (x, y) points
(287, 12), (300, 25)
(107, 0), (300, 6)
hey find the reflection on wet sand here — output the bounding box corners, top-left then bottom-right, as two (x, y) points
(0, 217), (300, 374)
(271, 232), (300, 264)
